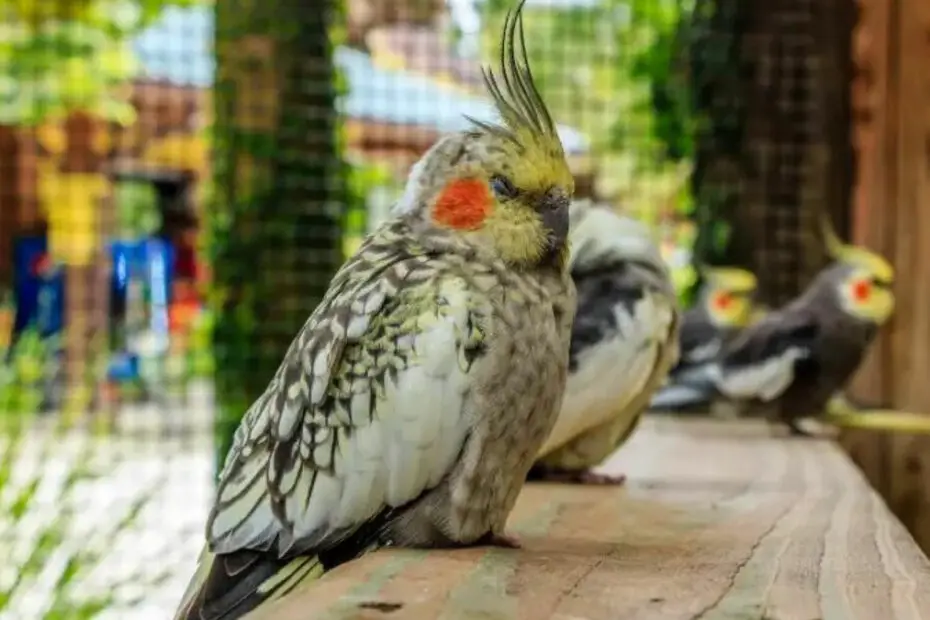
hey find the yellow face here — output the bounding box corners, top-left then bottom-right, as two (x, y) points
(481, 137), (574, 267)
(837, 264), (895, 324)
(705, 287), (755, 327)
(428, 0), (575, 269)
(426, 137), (574, 268)
(702, 267), (758, 327)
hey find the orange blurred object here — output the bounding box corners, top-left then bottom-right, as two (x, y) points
(169, 297), (200, 333)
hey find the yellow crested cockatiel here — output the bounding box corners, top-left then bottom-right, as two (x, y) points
(651, 215), (895, 436)
(175, 2), (577, 617)
(649, 266), (758, 411)
(528, 201), (680, 484)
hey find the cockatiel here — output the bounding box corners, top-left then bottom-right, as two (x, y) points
(675, 267), (757, 372)
(527, 201), (680, 485)
(174, 4), (577, 618)
(650, 221), (895, 436)
(649, 266), (758, 411)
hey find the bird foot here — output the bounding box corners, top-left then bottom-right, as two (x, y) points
(532, 468), (626, 486)
(478, 532), (521, 549)
(785, 417), (837, 439)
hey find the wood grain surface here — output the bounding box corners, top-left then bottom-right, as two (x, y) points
(247, 416), (930, 620)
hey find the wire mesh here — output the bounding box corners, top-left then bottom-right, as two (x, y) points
(0, 0), (851, 617)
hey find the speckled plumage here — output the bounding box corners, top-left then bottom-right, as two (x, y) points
(174, 216), (575, 620)
(529, 203), (679, 482)
(175, 2), (577, 617)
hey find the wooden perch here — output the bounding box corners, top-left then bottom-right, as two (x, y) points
(247, 417), (930, 620)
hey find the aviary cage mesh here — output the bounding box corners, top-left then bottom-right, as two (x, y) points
(0, 0), (853, 616)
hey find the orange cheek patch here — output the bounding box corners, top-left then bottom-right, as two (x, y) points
(713, 291), (733, 310)
(852, 279), (872, 301)
(431, 179), (492, 230)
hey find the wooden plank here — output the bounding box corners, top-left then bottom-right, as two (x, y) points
(848, 0), (896, 406)
(247, 417), (930, 620)
(885, 0), (930, 556)
(843, 0), (896, 555)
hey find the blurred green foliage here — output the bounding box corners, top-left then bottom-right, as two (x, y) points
(344, 159), (394, 235)
(0, 0), (206, 125)
(114, 181), (161, 238)
(209, 0), (346, 474)
(683, 0), (745, 269)
(0, 330), (172, 618)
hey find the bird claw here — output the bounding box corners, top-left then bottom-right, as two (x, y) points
(786, 417), (837, 439)
(576, 471), (627, 485)
(531, 468), (626, 486)
(478, 532), (521, 549)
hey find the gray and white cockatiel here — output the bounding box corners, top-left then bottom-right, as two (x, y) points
(648, 225), (895, 436)
(174, 4), (577, 618)
(649, 266), (758, 411)
(527, 201), (680, 484)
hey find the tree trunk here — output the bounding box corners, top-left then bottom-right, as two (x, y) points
(689, 0), (855, 307)
(211, 0), (345, 476)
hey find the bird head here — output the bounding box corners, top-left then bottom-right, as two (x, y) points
(820, 213), (895, 324)
(699, 266), (758, 328)
(394, 0), (574, 269)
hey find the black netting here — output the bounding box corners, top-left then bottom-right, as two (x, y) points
(0, 0), (859, 615)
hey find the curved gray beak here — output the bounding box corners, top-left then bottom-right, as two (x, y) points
(540, 192), (571, 250)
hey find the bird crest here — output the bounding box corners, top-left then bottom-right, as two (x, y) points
(465, 0), (573, 192)
(819, 212), (893, 283)
(700, 266), (758, 294)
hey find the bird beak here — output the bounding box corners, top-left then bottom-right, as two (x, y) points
(540, 192), (570, 250)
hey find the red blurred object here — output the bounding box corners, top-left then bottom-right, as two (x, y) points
(174, 243), (198, 280)
(30, 252), (52, 277)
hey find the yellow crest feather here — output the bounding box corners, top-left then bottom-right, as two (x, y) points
(819, 212), (894, 283)
(466, 0), (573, 191)
(700, 265), (758, 293)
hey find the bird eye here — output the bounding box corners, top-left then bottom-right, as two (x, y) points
(489, 175), (518, 199)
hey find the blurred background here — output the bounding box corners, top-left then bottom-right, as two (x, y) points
(0, 0), (927, 617)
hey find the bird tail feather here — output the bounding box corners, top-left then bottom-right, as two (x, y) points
(173, 549), (325, 620)
(649, 364), (721, 411)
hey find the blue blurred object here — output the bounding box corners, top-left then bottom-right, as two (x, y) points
(107, 238), (175, 382)
(8, 236), (66, 411)
(107, 351), (140, 382)
(11, 235), (65, 341)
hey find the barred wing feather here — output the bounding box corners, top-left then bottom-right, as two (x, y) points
(208, 261), (483, 560)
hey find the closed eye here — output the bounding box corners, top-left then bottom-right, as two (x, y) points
(489, 175), (519, 199)
(870, 277), (892, 290)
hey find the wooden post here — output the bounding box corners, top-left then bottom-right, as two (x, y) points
(35, 112), (115, 413)
(842, 0), (930, 555)
(211, 0), (345, 474)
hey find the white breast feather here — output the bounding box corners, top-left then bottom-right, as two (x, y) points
(540, 293), (674, 456)
(209, 278), (476, 556)
(714, 346), (809, 402)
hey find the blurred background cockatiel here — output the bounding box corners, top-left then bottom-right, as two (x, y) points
(648, 214), (896, 436)
(648, 266), (759, 412)
(528, 200), (680, 484)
